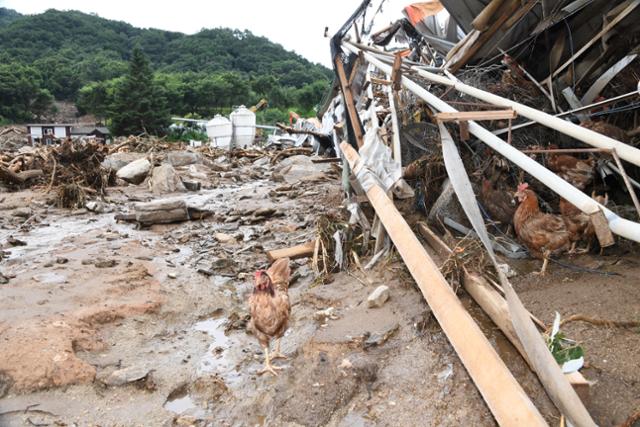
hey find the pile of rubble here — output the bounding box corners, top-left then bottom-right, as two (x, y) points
(0, 126), (29, 151)
(319, 0), (640, 426)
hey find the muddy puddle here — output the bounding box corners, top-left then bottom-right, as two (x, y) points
(164, 388), (206, 418)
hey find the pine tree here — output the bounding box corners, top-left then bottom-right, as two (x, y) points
(110, 47), (169, 136)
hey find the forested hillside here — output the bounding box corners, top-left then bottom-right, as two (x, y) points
(0, 8), (332, 130)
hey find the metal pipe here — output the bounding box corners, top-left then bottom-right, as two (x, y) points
(346, 41), (640, 168)
(493, 91), (640, 136)
(344, 43), (640, 243)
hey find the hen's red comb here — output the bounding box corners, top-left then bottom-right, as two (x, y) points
(517, 183), (529, 192)
(254, 270), (266, 279)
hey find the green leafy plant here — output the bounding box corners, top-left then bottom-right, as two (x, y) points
(546, 312), (585, 373)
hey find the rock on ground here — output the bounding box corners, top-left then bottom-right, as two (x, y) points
(274, 155), (330, 184)
(101, 152), (146, 172)
(149, 164), (186, 195)
(367, 285), (390, 308)
(116, 158), (151, 185)
(167, 151), (203, 167)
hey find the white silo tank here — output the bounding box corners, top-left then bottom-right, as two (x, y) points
(206, 114), (233, 148)
(230, 105), (256, 149)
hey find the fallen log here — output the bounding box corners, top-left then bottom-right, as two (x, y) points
(340, 141), (546, 426)
(266, 241), (315, 262)
(0, 165), (43, 184)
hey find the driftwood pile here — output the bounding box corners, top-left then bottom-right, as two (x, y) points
(109, 134), (185, 154)
(0, 139), (110, 197)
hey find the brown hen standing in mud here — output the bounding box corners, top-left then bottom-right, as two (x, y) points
(248, 257), (291, 376)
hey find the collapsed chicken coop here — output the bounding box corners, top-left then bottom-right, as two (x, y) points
(320, 0), (640, 426)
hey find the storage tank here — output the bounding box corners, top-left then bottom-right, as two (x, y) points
(206, 114), (232, 148)
(230, 105), (256, 149)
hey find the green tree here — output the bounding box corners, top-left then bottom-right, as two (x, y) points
(0, 61), (52, 122)
(76, 77), (122, 119)
(110, 47), (169, 135)
(294, 80), (329, 111)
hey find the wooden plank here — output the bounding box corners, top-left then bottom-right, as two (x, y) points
(589, 210), (615, 248)
(341, 142), (547, 426)
(448, 0), (521, 72)
(334, 56), (365, 148)
(347, 54), (362, 88)
(471, 0), (506, 31)
(266, 241), (315, 262)
(391, 52), (404, 92)
(435, 109), (517, 121)
(386, 72), (402, 165)
(416, 222), (591, 404)
(370, 77), (392, 86)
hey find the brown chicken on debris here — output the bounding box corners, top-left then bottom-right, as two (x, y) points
(514, 183), (571, 275)
(248, 257), (291, 376)
(546, 145), (595, 190)
(480, 177), (516, 231)
(560, 194), (608, 253)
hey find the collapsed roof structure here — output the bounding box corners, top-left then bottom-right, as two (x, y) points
(321, 0), (640, 425)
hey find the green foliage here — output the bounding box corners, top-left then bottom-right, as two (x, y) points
(109, 47), (169, 136)
(0, 61), (53, 121)
(0, 8), (21, 26)
(255, 108), (290, 125)
(0, 8), (331, 126)
(546, 313), (585, 370)
(547, 329), (585, 365)
(167, 126), (208, 143)
(76, 78), (122, 119)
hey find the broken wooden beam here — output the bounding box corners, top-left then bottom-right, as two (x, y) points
(471, 0), (506, 31)
(341, 141), (546, 426)
(370, 77), (392, 86)
(334, 56), (365, 148)
(266, 241), (315, 262)
(391, 52), (405, 92)
(435, 109), (517, 122)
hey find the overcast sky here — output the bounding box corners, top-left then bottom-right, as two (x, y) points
(1, 0), (409, 67)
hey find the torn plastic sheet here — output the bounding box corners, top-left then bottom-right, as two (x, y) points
(333, 230), (344, 269)
(357, 102), (414, 198)
(437, 122), (596, 427)
(346, 198), (371, 246)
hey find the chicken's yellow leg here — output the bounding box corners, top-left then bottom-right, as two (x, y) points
(258, 345), (283, 376)
(271, 339), (288, 360)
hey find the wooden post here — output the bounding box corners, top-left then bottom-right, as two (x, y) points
(386, 72), (402, 166)
(391, 52), (404, 92)
(335, 56), (365, 148)
(341, 141), (546, 426)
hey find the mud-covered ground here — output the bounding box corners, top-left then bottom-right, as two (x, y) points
(0, 151), (638, 426)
